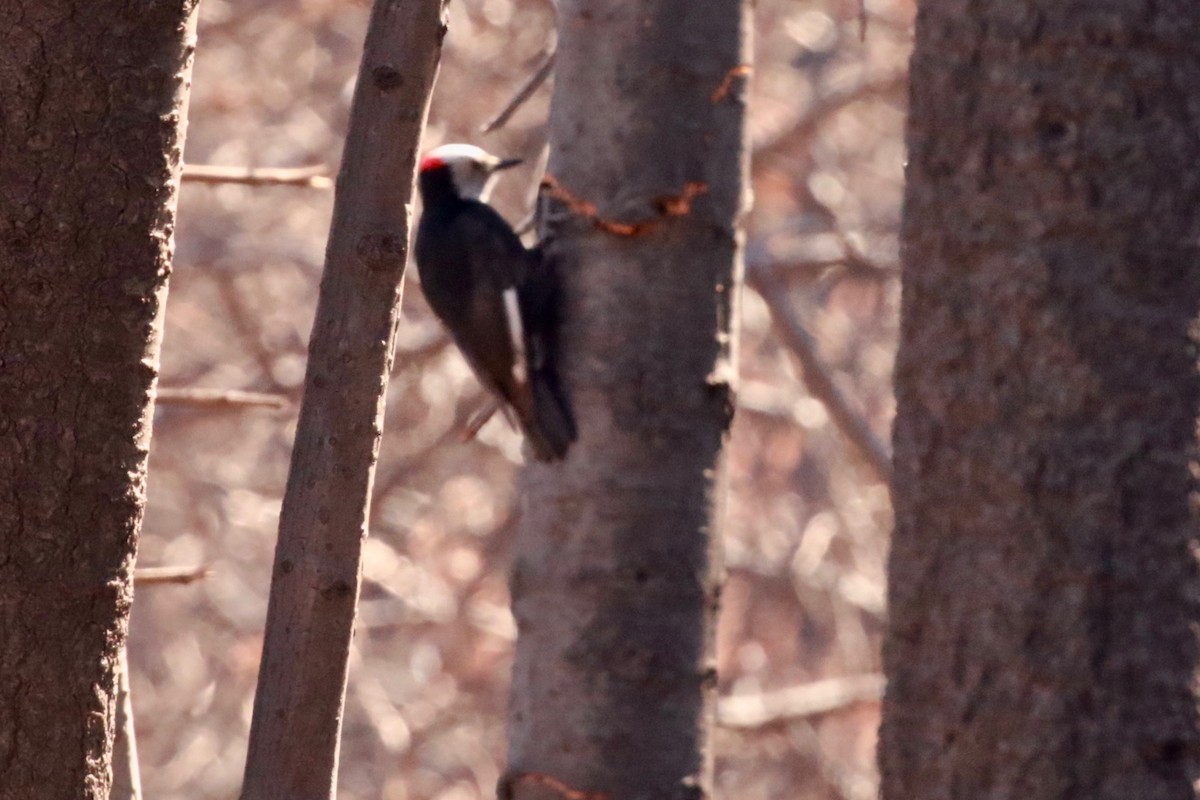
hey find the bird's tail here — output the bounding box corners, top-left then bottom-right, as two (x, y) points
(510, 248), (576, 461)
(511, 368), (575, 462)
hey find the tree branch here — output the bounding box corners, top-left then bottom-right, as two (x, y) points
(752, 71), (907, 158)
(717, 674), (885, 729)
(155, 387), (289, 409)
(111, 646), (142, 800)
(748, 262), (893, 485)
(480, 48), (555, 134)
(133, 565), (212, 586)
(181, 163), (333, 188)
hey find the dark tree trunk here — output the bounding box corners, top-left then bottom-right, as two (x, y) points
(881, 3), (1200, 798)
(503, 1), (751, 798)
(240, 1), (447, 797)
(0, 1), (199, 797)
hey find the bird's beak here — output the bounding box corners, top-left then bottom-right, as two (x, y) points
(493, 157), (523, 172)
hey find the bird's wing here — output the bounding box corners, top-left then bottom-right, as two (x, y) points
(456, 200), (530, 286)
(454, 203), (535, 398)
(454, 205), (575, 461)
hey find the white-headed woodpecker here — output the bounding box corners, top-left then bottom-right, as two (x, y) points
(414, 143), (576, 461)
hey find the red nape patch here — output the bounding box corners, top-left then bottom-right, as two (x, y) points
(419, 155), (446, 173)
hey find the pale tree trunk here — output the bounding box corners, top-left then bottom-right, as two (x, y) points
(0, 1), (199, 797)
(504, 1), (752, 798)
(881, 2), (1200, 798)
(240, 1), (447, 797)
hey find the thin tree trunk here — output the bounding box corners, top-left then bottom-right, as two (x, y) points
(240, 1), (447, 797)
(881, 3), (1200, 798)
(503, 2), (751, 798)
(0, 2), (198, 797)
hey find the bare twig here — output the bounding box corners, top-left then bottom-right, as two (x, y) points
(156, 387), (289, 409)
(718, 673), (885, 729)
(768, 256), (896, 284)
(463, 397), (501, 441)
(748, 262), (893, 485)
(133, 565), (212, 586)
(752, 71), (907, 158)
(390, 330), (451, 374)
(832, 227), (890, 279)
(480, 49), (555, 134)
(210, 275), (287, 391)
(790, 718), (877, 800)
(112, 646), (142, 800)
(182, 163), (333, 189)
(516, 142), (551, 235)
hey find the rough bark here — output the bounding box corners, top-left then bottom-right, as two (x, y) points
(240, 1), (447, 798)
(504, 2), (751, 798)
(881, 3), (1200, 798)
(0, 2), (198, 797)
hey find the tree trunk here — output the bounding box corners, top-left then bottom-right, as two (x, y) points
(503, 2), (751, 798)
(0, 1), (199, 797)
(881, 3), (1200, 798)
(240, 1), (447, 797)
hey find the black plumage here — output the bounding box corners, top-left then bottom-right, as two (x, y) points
(415, 150), (575, 461)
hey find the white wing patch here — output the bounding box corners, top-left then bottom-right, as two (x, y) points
(503, 287), (528, 386)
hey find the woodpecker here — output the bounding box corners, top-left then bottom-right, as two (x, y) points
(414, 143), (576, 461)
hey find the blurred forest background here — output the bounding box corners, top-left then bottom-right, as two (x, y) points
(131, 0), (912, 797)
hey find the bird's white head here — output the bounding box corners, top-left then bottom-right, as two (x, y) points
(419, 143), (522, 201)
